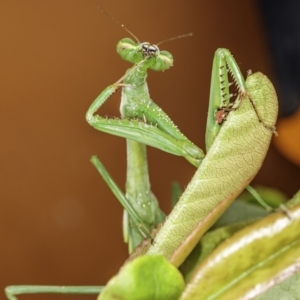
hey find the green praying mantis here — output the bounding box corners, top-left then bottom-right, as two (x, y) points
(87, 39), (277, 255)
(5, 9), (282, 300)
(87, 32), (205, 252)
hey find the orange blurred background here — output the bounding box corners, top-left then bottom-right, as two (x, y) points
(1, 1), (299, 299)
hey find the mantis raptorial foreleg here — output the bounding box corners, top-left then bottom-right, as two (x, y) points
(206, 48), (277, 151)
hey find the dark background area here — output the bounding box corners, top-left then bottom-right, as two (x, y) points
(1, 1), (299, 299)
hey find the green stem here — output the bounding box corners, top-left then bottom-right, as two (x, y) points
(5, 285), (103, 300)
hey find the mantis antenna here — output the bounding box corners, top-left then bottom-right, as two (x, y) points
(97, 7), (193, 49)
(97, 7), (140, 43)
(156, 33), (193, 46)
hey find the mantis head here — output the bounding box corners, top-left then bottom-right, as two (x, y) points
(117, 38), (173, 71)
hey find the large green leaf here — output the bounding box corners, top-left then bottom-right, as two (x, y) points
(180, 219), (257, 282)
(179, 203), (300, 300)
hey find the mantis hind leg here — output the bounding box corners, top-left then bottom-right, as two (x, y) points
(90, 156), (152, 242)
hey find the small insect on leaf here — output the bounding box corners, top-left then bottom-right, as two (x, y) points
(215, 106), (232, 124)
